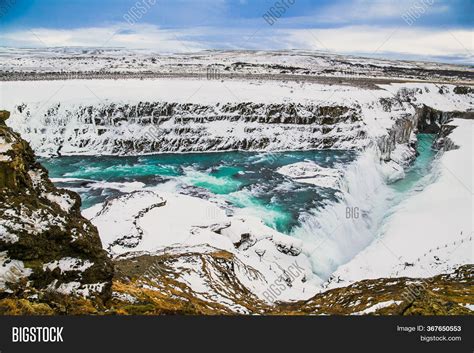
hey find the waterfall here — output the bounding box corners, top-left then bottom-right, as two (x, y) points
(291, 146), (396, 280)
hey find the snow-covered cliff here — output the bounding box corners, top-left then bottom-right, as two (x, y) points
(2, 79), (472, 158)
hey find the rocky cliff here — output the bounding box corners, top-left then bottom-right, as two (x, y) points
(7, 83), (472, 161)
(11, 101), (366, 156)
(0, 110), (113, 303)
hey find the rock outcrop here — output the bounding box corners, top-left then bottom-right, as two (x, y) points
(0, 110), (113, 302)
(112, 246), (270, 315)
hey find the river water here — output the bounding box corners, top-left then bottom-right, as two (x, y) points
(40, 134), (437, 278)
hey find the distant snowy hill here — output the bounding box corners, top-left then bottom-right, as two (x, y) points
(1, 48), (472, 83)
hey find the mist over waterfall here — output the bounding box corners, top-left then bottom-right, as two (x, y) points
(291, 147), (396, 280)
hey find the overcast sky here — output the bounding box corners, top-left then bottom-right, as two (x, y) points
(0, 0), (472, 64)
